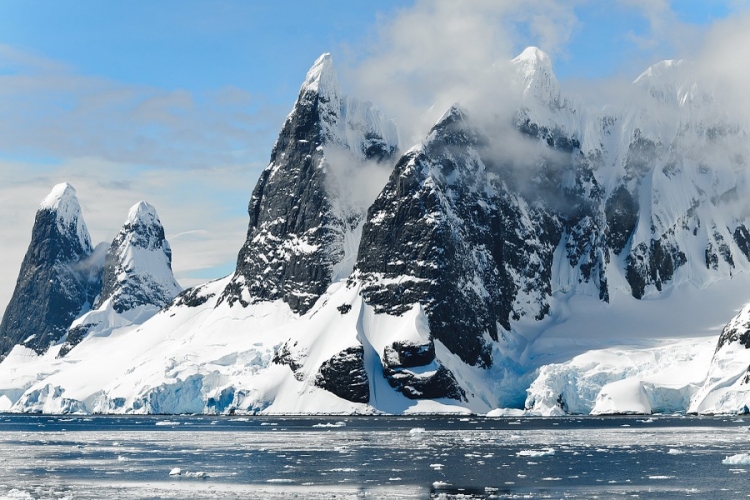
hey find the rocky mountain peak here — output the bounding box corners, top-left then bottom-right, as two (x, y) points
(218, 53), (399, 315)
(94, 201), (181, 313)
(126, 200), (160, 226)
(299, 52), (340, 101)
(0, 183), (101, 358)
(38, 182), (92, 257)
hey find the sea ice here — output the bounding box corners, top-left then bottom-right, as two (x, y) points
(517, 448), (555, 457)
(722, 453), (750, 465)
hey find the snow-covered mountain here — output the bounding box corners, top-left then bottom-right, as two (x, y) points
(2, 49), (750, 415)
(56, 201), (182, 358)
(0, 184), (102, 358)
(219, 53), (398, 314)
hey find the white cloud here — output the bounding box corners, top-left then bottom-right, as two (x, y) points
(345, 0), (581, 145)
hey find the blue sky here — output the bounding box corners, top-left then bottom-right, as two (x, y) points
(0, 0), (747, 314)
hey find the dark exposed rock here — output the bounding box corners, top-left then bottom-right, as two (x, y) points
(314, 346), (369, 404)
(733, 225), (750, 261)
(0, 184), (101, 358)
(381, 340), (465, 401)
(168, 284), (216, 310)
(605, 185), (639, 255)
(355, 107), (562, 367)
(383, 341), (435, 369)
(626, 239), (687, 299)
(219, 53), (397, 315)
(57, 323), (97, 358)
(384, 364), (465, 401)
(716, 311), (750, 352)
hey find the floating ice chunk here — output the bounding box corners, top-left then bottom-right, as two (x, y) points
(723, 453), (750, 465)
(517, 448), (555, 457)
(185, 471), (207, 478)
(409, 427), (426, 435)
(312, 421), (346, 428)
(266, 479), (293, 483)
(648, 475), (675, 479)
(156, 420), (180, 426)
(667, 448), (684, 455)
(432, 481), (451, 488)
(169, 468), (182, 476)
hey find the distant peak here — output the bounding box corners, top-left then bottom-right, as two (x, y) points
(633, 59), (689, 85)
(300, 52), (340, 98)
(512, 47), (552, 67)
(40, 183), (78, 212)
(126, 201), (160, 226)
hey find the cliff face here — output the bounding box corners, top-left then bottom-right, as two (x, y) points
(219, 54), (398, 315)
(0, 184), (100, 358)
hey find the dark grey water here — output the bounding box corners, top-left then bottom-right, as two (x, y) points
(0, 414), (749, 499)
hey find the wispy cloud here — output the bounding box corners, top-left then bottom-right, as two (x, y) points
(0, 43), (281, 169)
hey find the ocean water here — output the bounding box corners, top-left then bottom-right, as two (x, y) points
(0, 414), (749, 499)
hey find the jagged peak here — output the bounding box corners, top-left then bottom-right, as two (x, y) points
(40, 182), (80, 215)
(633, 59), (690, 85)
(434, 104), (468, 128)
(512, 46), (552, 68)
(511, 47), (560, 107)
(38, 182), (91, 252)
(300, 52), (340, 100)
(126, 201), (160, 226)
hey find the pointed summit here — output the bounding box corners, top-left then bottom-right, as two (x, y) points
(39, 182), (92, 255)
(127, 200), (160, 226)
(95, 201), (181, 313)
(513, 46), (552, 67)
(0, 184), (100, 357)
(511, 46), (561, 108)
(300, 53), (340, 100)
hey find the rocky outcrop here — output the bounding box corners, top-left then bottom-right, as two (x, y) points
(0, 184), (102, 358)
(382, 341), (465, 401)
(314, 346), (369, 404)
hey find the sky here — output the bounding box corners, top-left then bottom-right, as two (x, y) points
(0, 0), (748, 317)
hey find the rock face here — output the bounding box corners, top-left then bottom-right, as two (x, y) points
(219, 53), (398, 314)
(58, 201), (182, 357)
(314, 346), (370, 404)
(0, 184), (101, 358)
(95, 201), (181, 313)
(354, 107), (563, 367)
